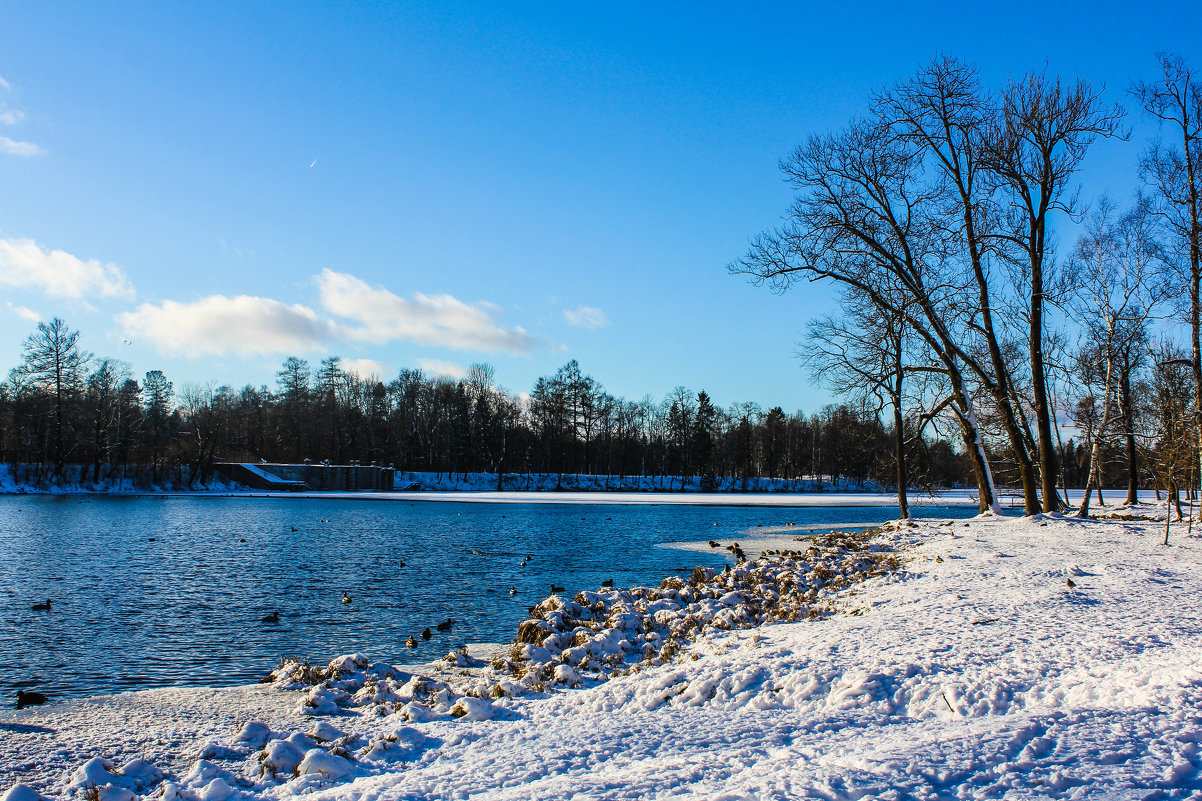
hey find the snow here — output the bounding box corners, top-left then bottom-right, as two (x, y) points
(4, 504), (1201, 798)
(0, 464), (243, 494)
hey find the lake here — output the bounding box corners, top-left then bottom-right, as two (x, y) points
(0, 494), (978, 701)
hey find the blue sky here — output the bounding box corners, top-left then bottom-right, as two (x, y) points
(0, 1), (1198, 411)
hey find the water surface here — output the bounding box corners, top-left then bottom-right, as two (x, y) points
(0, 495), (976, 701)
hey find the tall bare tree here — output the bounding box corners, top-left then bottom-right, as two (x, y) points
(1133, 54), (1202, 517)
(982, 72), (1126, 512)
(1068, 197), (1162, 516)
(733, 104), (1003, 511)
(18, 318), (92, 479)
(878, 56), (1042, 514)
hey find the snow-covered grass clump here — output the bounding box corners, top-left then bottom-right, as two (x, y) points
(260, 530), (899, 711)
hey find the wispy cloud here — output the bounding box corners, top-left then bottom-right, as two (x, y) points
(0, 76), (40, 156)
(318, 269), (537, 354)
(6, 302), (40, 323)
(117, 295), (334, 357)
(0, 136), (41, 157)
(0, 237), (134, 300)
(563, 305), (609, 329)
(417, 358), (468, 379)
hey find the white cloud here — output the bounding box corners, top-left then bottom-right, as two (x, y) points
(6, 302), (39, 322)
(0, 237), (133, 300)
(118, 295), (335, 357)
(417, 358), (468, 379)
(342, 358), (392, 379)
(0, 136), (42, 156)
(563, 305), (609, 329)
(0, 78), (41, 155)
(317, 269), (537, 354)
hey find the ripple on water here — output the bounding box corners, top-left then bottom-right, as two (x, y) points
(0, 494), (976, 700)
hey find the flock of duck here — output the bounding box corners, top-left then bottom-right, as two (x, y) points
(249, 550), (593, 660)
(15, 544), (615, 710)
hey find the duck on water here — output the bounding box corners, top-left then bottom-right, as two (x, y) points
(17, 690), (48, 709)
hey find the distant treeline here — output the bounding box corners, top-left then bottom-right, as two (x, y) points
(0, 318), (971, 491)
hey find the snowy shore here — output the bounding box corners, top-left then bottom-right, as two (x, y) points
(4, 506), (1200, 799)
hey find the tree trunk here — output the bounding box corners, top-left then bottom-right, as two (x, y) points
(893, 362), (909, 521)
(1030, 247), (1061, 513)
(1193, 259), (1202, 521)
(1121, 353), (1139, 505)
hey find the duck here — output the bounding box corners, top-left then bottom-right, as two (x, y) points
(708, 540), (721, 548)
(16, 690), (48, 708)
(261, 611), (280, 624)
(436, 619), (455, 632)
(32, 599), (51, 611)
(405, 635), (418, 648)
(341, 592), (353, 604)
(398, 561), (407, 568)
(600, 578), (614, 588)
(519, 560), (528, 567)
(420, 627), (432, 639)
(509, 587), (518, 595)
(550, 584), (566, 594)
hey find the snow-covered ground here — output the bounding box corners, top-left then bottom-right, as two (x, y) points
(4, 505), (1201, 800)
(0, 465), (242, 494)
(323, 489), (980, 506)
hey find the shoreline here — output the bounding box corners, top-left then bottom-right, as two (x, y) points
(4, 505), (1199, 799)
(0, 486), (1143, 508)
(2, 486), (982, 507)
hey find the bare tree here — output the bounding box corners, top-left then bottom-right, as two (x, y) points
(86, 358), (132, 482)
(804, 289), (921, 518)
(733, 112), (1003, 512)
(1133, 54), (1202, 517)
(17, 318), (92, 479)
(1149, 341), (1194, 530)
(982, 72), (1126, 512)
(1068, 197), (1162, 516)
(181, 382), (226, 487)
(878, 56), (1043, 514)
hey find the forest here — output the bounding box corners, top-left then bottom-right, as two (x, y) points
(0, 327), (968, 492)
